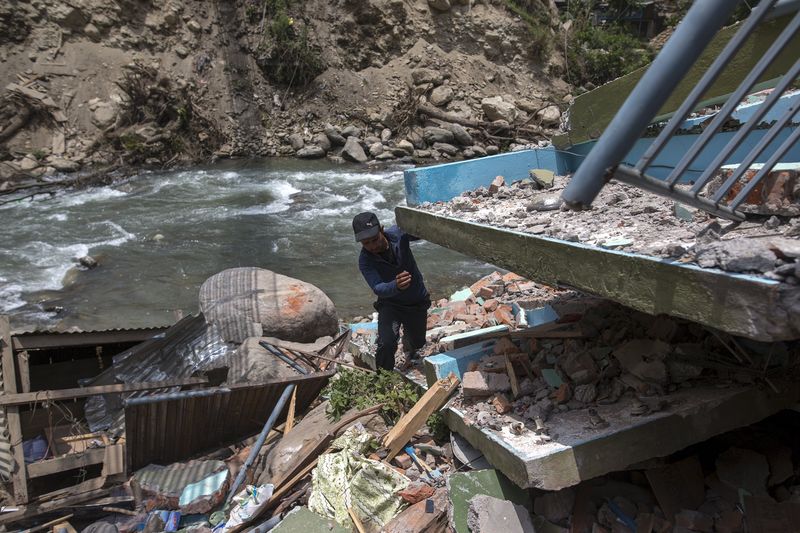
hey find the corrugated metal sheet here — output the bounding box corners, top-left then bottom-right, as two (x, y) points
(11, 326), (170, 351)
(124, 371), (333, 471)
(12, 324), (174, 336)
(85, 314), (233, 435)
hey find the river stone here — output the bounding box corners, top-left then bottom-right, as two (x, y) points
(481, 96), (517, 123)
(288, 133), (305, 151)
(199, 267), (338, 343)
(430, 85), (454, 107)
(92, 102), (117, 129)
(324, 124), (346, 146)
(228, 337), (300, 384)
(537, 105), (561, 126)
(423, 127), (455, 145)
(396, 139), (415, 155)
(312, 132), (331, 152)
(368, 142), (384, 157)
(445, 123), (473, 146)
(342, 136), (368, 163)
(433, 142), (459, 156)
(296, 145), (326, 159)
(412, 68), (443, 86)
(341, 125), (361, 138)
(428, 0), (452, 11)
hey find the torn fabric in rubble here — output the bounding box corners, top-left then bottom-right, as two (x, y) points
(308, 425), (409, 531)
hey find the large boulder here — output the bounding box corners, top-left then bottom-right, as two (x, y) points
(481, 96), (518, 123)
(199, 267), (338, 343)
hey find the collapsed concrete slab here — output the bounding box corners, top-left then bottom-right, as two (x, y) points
(408, 371), (800, 491)
(396, 206), (800, 342)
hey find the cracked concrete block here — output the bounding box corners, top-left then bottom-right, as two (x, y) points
(469, 494), (535, 533)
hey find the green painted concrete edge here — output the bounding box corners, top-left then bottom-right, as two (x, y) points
(555, 14), (800, 148)
(395, 207), (800, 342)
(408, 369), (800, 491)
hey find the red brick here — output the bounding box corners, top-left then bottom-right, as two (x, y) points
(493, 336), (517, 355)
(554, 383), (572, 404)
(393, 453), (413, 470)
(483, 298), (499, 312)
(397, 481), (435, 505)
(489, 175), (505, 194)
(502, 272), (526, 283)
(493, 306), (515, 326)
(478, 286), (495, 299)
(491, 393), (513, 414)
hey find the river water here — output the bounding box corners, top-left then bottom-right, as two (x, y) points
(0, 159), (491, 331)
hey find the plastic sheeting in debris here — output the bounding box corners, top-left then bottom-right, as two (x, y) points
(85, 314), (232, 434)
(308, 425), (410, 531)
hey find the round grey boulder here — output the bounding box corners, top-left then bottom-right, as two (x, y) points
(199, 267), (338, 343)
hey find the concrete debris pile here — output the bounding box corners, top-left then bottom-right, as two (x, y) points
(425, 270), (578, 344)
(519, 415), (800, 533)
(451, 295), (795, 439)
(419, 171), (800, 282)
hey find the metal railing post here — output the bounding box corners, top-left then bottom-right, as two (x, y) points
(561, 0), (740, 209)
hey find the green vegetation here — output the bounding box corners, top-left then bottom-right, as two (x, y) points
(324, 368), (450, 441)
(505, 0), (553, 60)
(563, 1), (654, 88)
(254, 0), (324, 88)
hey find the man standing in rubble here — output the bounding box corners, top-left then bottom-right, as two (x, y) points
(353, 212), (431, 371)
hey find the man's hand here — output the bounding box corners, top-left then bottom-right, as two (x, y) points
(396, 271), (412, 290)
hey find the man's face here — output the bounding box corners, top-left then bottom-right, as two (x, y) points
(360, 229), (388, 255)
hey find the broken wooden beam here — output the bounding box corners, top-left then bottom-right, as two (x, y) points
(0, 377), (208, 407)
(383, 373), (460, 461)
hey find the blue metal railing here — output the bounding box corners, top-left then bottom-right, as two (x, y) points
(562, 0), (800, 221)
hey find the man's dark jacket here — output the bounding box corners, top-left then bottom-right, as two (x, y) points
(358, 225), (429, 307)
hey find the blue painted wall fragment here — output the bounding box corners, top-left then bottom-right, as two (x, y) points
(423, 340), (496, 386)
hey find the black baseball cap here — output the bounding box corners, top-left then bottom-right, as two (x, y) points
(353, 212), (381, 241)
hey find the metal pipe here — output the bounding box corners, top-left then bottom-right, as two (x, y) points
(730, 125), (800, 208)
(259, 342), (309, 375)
(613, 166), (746, 221)
(227, 383), (295, 502)
(710, 97), (800, 203)
(123, 387), (230, 406)
(690, 59), (800, 195)
(635, 0), (777, 173)
(562, 0), (740, 209)
(666, 10), (800, 186)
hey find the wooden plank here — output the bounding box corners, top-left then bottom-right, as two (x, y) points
(348, 507), (367, 533)
(1, 316), (28, 504)
(27, 448), (107, 479)
(505, 355), (521, 399)
(19, 513), (73, 533)
(17, 352), (29, 393)
(285, 387), (297, 434)
(0, 377), (208, 407)
(383, 374), (460, 461)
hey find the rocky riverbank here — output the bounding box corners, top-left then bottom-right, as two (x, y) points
(0, 0), (572, 191)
